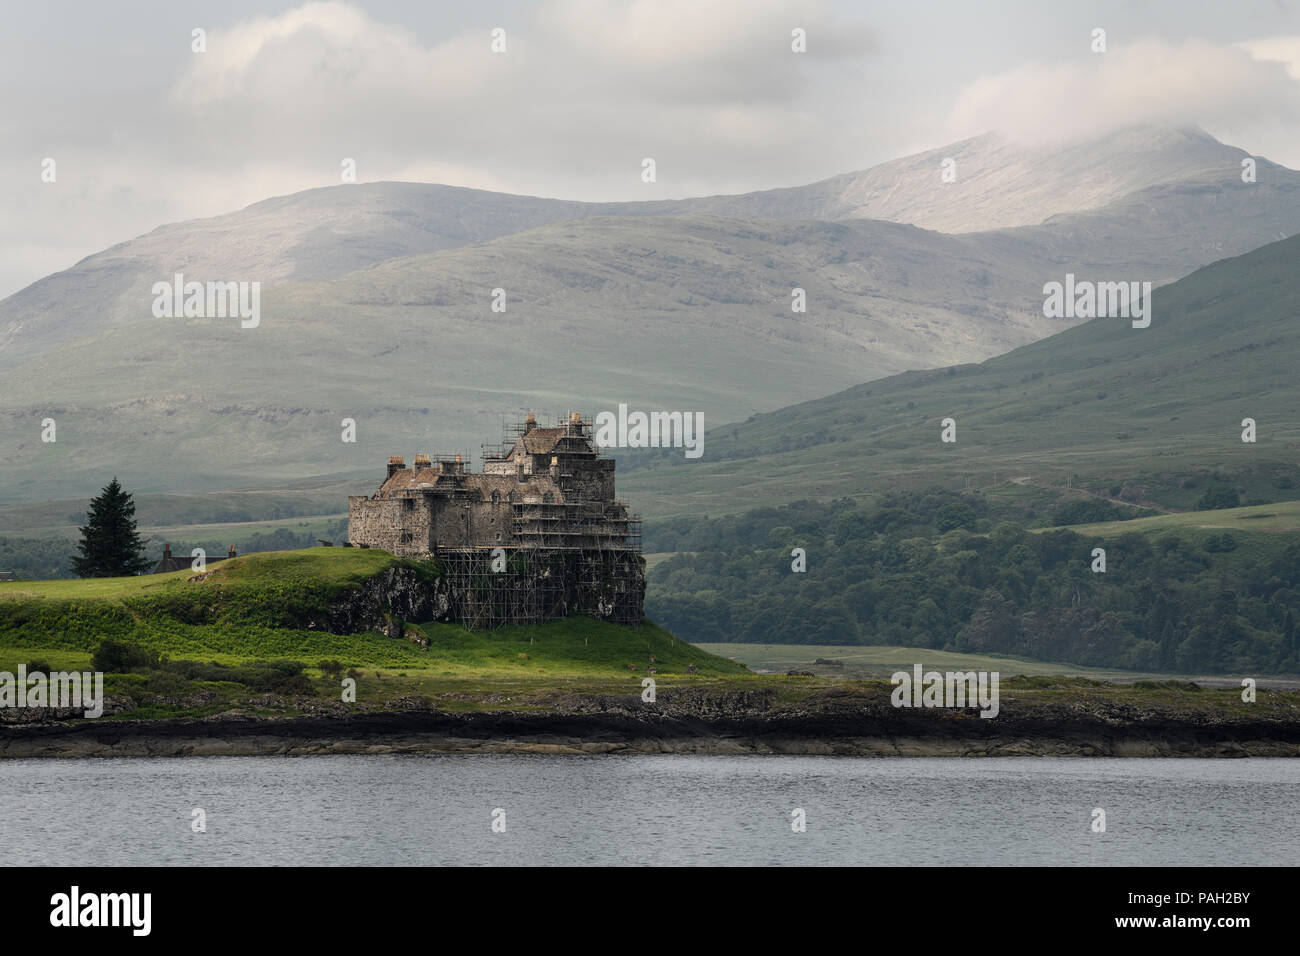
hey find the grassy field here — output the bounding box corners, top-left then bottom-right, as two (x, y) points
(1054, 498), (1300, 537)
(698, 643), (1300, 688)
(699, 643), (1151, 679)
(0, 548), (745, 690)
(0, 546), (396, 601)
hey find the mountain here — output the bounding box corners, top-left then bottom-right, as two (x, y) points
(4, 124), (1296, 371)
(1, 125), (1298, 507)
(620, 232), (1300, 519)
(0, 215), (1056, 501)
(688, 125), (1277, 231)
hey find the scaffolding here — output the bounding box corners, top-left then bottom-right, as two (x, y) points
(437, 545), (643, 630)
(481, 411), (604, 465)
(510, 500), (641, 551)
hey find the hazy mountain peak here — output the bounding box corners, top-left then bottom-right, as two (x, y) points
(2, 121), (1295, 383)
(805, 123), (1261, 233)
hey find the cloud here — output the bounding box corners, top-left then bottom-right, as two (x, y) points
(946, 37), (1300, 148)
(102, 0), (879, 227)
(0, 0), (882, 297)
(6, 2), (1300, 303)
(1241, 35), (1300, 81)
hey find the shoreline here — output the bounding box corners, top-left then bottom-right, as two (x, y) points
(5, 708), (1300, 758)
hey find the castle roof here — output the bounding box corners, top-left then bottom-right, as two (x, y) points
(379, 468), (564, 502)
(518, 427), (566, 455)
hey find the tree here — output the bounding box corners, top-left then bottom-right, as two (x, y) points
(72, 478), (151, 577)
(1195, 485), (1239, 511)
(935, 501), (978, 532)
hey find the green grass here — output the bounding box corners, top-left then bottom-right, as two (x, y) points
(1034, 499), (1300, 573)
(0, 546), (397, 601)
(697, 643), (1158, 681)
(1053, 498), (1300, 537)
(0, 547), (744, 681)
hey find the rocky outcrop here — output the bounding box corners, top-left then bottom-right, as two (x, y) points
(311, 564), (452, 637)
(316, 551), (644, 636)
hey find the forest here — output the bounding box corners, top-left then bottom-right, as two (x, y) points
(645, 490), (1300, 673)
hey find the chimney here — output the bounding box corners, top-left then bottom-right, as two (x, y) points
(163, 544), (171, 558)
(413, 453), (431, 473)
(524, 412), (536, 434)
(387, 456), (405, 478)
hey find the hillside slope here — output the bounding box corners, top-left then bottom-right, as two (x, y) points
(0, 215), (1057, 501)
(0, 548), (740, 678)
(622, 231), (1300, 517)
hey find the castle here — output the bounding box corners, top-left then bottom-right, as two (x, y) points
(348, 413), (644, 627)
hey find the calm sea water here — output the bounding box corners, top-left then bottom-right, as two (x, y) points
(1, 756), (1295, 866)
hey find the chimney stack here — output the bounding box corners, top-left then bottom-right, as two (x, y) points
(387, 456), (405, 478)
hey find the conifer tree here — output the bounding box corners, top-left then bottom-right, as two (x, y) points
(72, 478), (151, 577)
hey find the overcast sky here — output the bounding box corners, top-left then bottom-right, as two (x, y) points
(4, 0), (1300, 299)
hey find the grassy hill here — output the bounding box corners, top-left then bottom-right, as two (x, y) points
(0, 549), (742, 681)
(623, 231), (1300, 518)
(1053, 498), (1300, 540)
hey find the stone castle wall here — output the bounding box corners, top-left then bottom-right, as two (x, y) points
(347, 417), (642, 626)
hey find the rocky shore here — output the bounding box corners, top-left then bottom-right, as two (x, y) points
(4, 686), (1299, 757)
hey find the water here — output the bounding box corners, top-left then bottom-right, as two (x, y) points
(1, 756), (1295, 865)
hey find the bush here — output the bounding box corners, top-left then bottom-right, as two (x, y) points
(1204, 534), (1238, 553)
(92, 638), (161, 673)
(1051, 499), (1121, 526)
(1196, 485), (1240, 510)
